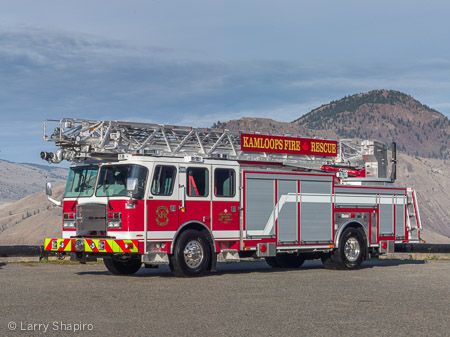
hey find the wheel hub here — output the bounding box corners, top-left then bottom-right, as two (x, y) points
(344, 237), (360, 262)
(184, 240), (204, 268)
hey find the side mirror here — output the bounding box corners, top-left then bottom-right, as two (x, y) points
(46, 182), (53, 196)
(126, 178), (138, 195)
(45, 182), (61, 207)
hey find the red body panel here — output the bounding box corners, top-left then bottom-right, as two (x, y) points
(179, 200), (211, 228)
(106, 200), (145, 233)
(147, 200), (180, 232)
(212, 201), (240, 231)
(62, 200), (77, 233)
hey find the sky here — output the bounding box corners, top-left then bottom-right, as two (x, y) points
(1, 0), (450, 164)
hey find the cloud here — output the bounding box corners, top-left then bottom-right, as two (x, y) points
(2, 26), (450, 163)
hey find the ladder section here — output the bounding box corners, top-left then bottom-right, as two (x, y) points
(41, 118), (373, 171)
(406, 188), (422, 242)
(43, 118), (240, 160)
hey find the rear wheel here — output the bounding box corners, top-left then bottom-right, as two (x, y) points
(322, 227), (365, 270)
(103, 254), (142, 275)
(265, 254), (305, 268)
(169, 229), (211, 277)
(265, 257), (280, 268)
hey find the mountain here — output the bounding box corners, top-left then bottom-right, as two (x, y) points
(216, 90), (450, 240)
(0, 159), (67, 206)
(294, 90), (450, 159)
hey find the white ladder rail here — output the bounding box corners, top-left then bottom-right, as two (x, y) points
(42, 118), (366, 169)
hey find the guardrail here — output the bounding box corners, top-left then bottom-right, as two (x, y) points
(394, 243), (450, 254)
(0, 245), (46, 258)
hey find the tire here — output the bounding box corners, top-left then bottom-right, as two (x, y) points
(322, 227), (366, 270)
(321, 253), (337, 270)
(265, 254), (305, 268)
(103, 255), (142, 275)
(265, 257), (280, 268)
(169, 229), (211, 277)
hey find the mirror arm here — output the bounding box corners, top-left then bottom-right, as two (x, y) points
(47, 195), (62, 207)
(125, 193), (136, 209)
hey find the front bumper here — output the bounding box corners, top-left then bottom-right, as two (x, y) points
(44, 238), (139, 254)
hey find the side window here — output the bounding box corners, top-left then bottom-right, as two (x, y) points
(214, 168), (235, 197)
(151, 165), (176, 196)
(187, 167), (209, 197)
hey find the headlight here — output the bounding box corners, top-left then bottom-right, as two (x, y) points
(75, 239), (85, 252)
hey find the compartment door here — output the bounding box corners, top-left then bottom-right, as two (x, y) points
(379, 195), (394, 237)
(277, 180), (298, 244)
(245, 177), (275, 237)
(300, 180), (332, 243)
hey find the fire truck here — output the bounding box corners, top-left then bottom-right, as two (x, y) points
(41, 118), (422, 277)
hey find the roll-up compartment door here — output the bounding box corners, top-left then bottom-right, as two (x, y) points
(379, 195), (394, 236)
(300, 180), (332, 243)
(245, 178), (275, 237)
(277, 180), (298, 244)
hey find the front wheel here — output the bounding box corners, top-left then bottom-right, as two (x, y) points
(103, 254), (142, 275)
(169, 229), (211, 277)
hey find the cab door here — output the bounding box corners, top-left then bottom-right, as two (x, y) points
(178, 164), (212, 229)
(147, 164), (179, 235)
(212, 165), (239, 238)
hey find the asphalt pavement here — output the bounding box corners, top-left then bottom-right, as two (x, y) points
(0, 259), (449, 336)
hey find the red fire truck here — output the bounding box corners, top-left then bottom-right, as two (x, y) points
(41, 118), (422, 277)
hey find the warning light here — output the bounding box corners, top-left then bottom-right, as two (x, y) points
(381, 242), (387, 250)
(260, 244), (267, 253)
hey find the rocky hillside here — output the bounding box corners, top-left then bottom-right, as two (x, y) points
(0, 160), (67, 204)
(294, 90), (450, 159)
(0, 186), (64, 245)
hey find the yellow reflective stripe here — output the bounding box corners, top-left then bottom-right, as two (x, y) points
(63, 239), (72, 252)
(44, 238), (52, 250)
(108, 240), (123, 253)
(84, 240), (93, 253)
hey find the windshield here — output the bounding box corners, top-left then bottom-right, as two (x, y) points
(96, 164), (148, 199)
(64, 166), (99, 198)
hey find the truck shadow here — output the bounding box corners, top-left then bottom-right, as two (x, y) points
(209, 259), (426, 276)
(360, 259), (426, 269)
(75, 259), (426, 277)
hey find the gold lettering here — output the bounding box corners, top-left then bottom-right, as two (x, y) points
(243, 137), (249, 148)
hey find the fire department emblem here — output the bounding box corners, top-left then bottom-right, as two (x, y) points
(156, 206), (170, 226)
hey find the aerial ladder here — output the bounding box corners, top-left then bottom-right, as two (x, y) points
(40, 118), (389, 179)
